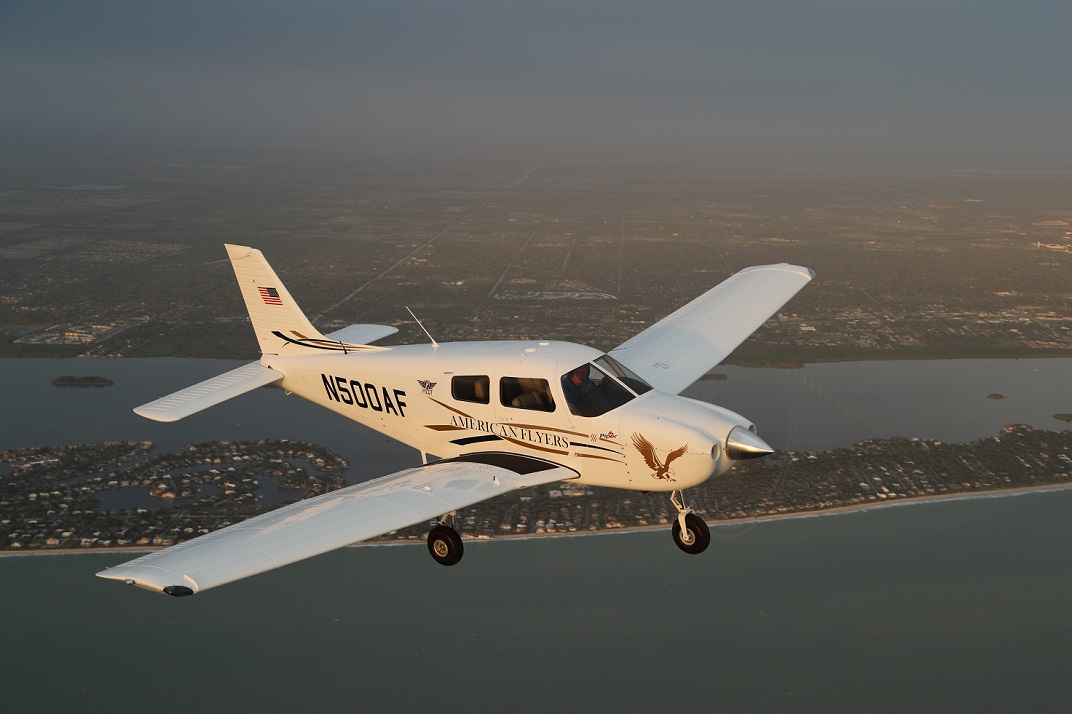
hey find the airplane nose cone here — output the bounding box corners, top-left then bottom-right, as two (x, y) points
(726, 426), (774, 460)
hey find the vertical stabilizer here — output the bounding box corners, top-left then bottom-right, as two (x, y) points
(226, 244), (326, 354)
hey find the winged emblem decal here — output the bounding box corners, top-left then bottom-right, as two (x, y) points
(631, 433), (688, 481)
(418, 380), (437, 395)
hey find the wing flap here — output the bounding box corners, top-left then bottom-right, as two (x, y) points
(610, 263), (813, 394)
(96, 455), (576, 595)
(133, 362), (284, 423)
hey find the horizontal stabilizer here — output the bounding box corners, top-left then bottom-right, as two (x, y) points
(322, 324), (398, 345)
(97, 454), (577, 595)
(611, 263), (814, 394)
(134, 362), (283, 423)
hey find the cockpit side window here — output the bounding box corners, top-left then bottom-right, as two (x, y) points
(452, 375), (490, 404)
(560, 362), (635, 417)
(500, 377), (555, 412)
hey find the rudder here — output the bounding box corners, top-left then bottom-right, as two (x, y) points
(226, 244), (327, 354)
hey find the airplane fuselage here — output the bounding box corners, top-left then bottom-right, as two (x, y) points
(264, 339), (759, 492)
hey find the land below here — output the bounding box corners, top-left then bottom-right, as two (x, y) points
(0, 156), (1069, 364)
(2, 425), (1069, 552)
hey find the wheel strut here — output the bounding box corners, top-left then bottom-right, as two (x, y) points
(669, 490), (711, 555)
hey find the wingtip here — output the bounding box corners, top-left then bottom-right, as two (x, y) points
(775, 264), (816, 281)
(96, 565), (135, 583)
(779, 263), (815, 280)
(133, 405), (181, 423)
(224, 243), (255, 259)
(741, 263), (815, 280)
(97, 566), (200, 596)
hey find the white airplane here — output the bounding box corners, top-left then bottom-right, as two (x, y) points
(97, 244), (813, 596)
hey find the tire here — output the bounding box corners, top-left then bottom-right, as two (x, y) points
(671, 513), (710, 555)
(427, 525), (464, 566)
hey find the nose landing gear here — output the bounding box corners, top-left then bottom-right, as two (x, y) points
(427, 512), (464, 566)
(670, 490), (710, 554)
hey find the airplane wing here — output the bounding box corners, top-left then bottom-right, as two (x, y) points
(96, 453), (576, 596)
(610, 263), (814, 395)
(133, 362), (284, 422)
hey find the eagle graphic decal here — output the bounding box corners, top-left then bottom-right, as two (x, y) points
(631, 433), (688, 482)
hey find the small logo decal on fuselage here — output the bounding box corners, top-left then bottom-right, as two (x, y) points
(418, 379), (437, 395)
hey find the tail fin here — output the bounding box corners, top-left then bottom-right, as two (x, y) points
(226, 244), (330, 354)
(133, 246), (397, 423)
(227, 244), (397, 354)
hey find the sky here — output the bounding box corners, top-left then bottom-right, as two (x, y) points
(1, 0), (1070, 164)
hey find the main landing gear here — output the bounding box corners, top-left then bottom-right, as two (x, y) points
(670, 490), (710, 555)
(427, 512), (464, 566)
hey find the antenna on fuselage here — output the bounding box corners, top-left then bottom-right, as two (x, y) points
(406, 306), (439, 350)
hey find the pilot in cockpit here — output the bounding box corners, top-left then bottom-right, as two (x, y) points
(561, 364), (597, 409)
(561, 356), (646, 417)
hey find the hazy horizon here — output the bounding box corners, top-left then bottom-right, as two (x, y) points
(2, 0), (1070, 167)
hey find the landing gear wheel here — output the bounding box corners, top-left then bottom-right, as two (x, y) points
(672, 513), (711, 555)
(427, 525), (464, 566)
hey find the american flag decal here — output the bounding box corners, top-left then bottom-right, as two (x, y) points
(258, 286), (282, 305)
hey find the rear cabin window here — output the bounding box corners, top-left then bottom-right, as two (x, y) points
(500, 377), (555, 412)
(452, 375), (490, 404)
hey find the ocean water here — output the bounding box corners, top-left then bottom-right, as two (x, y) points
(3, 488), (1072, 712)
(3, 357), (1071, 712)
(684, 358), (1072, 451)
(5, 356), (1072, 462)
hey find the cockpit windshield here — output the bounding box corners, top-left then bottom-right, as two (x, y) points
(560, 354), (651, 417)
(594, 354), (652, 395)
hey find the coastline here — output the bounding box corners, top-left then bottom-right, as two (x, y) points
(7, 481), (1070, 559)
(4, 357), (1070, 559)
